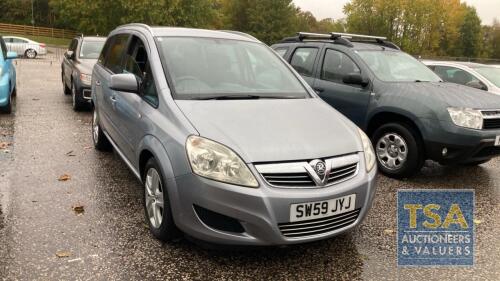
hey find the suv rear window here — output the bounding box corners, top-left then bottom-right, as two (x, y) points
(290, 48), (318, 77)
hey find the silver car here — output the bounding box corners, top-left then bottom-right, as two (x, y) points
(424, 61), (500, 95)
(91, 24), (377, 245)
(3, 36), (47, 59)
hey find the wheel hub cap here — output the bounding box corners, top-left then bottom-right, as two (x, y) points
(145, 168), (164, 228)
(376, 133), (408, 170)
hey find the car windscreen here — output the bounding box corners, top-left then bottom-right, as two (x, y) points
(473, 67), (500, 88)
(357, 50), (442, 83)
(80, 40), (105, 59)
(156, 37), (309, 99)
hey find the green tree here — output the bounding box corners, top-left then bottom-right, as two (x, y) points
(457, 5), (482, 57)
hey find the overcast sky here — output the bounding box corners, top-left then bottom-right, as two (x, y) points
(293, 0), (498, 25)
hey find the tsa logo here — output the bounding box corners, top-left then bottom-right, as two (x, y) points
(397, 190), (474, 266)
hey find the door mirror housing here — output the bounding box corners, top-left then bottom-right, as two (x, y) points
(466, 80), (488, 91)
(343, 73), (369, 87)
(110, 73), (139, 93)
(65, 51), (75, 60)
(6, 51), (18, 60)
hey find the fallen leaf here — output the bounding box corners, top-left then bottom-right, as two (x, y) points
(55, 250), (71, 258)
(58, 174), (71, 181)
(474, 219), (482, 225)
(72, 204), (85, 214)
(66, 150), (76, 157)
(83, 146), (92, 150)
(0, 142), (12, 149)
(32, 98), (40, 101)
(384, 229), (395, 235)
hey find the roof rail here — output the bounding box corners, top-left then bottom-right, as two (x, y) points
(281, 31), (400, 50)
(220, 30), (258, 41)
(116, 23), (154, 35)
(331, 32), (387, 40)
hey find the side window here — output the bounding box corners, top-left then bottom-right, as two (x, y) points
(274, 47), (288, 58)
(434, 66), (484, 88)
(321, 49), (360, 83)
(290, 47), (318, 76)
(68, 39), (77, 51)
(104, 34), (129, 74)
(98, 39), (112, 65)
(13, 38), (28, 44)
(123, 36), (158, 106)
(0, 39), (7, 59)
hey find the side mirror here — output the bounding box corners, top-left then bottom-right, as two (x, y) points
(343, 73), (369, 87)
(6, 51), (17, 60)
(466, 80), (487, 91)
(65, 51), (74, 60)
(110, 73), (139, 93)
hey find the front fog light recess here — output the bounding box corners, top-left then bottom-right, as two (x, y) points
(186, 136), (258, 187)
(447, 108), (483, 130)
(358, 128), (376, 172)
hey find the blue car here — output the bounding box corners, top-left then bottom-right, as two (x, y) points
(0, 35), (17, 113)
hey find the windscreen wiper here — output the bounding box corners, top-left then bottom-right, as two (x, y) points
(191, 95), (303, 100)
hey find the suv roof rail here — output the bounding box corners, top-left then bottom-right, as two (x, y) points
(117, 23), (155, 35)
(220, 30), (258, 41)
(281, 32), (400, 50)
(330, 32), (386, 40)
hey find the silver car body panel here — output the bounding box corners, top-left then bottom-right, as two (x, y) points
(92, 24), (377, 245)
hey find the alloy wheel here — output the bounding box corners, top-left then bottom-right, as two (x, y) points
(26, 49), (36, 59)
(145, 168), (164, 228)
(376, 133), (408, 171)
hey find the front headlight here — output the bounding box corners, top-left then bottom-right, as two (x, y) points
(447, 107), (483, 130)
(358, 128), (376, 172)
(0, 67), (3, 76)
(186, 136), (259, 188)
(80, 73), (92, 85)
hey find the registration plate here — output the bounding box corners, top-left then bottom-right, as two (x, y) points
(496, 136), (500, 146)
(289, 194), (356, 222)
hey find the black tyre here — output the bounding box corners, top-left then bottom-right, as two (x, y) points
(462, 159), (491, 166)
(25, 49), (37, 59)
(372, 122), (424, 179)
(11, 86), (17, 97)
(91, 107), (112, 151)
(62, 73), (70, 95)
(0, 92), (12, 114)
(71, 82), (86, 111)
(143, 158), (181, 241)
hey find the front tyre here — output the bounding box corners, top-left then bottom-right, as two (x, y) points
(91, 107), (111, 151)
(143, 158), (181, 242)
(25, 49), (37, 59)
(0, 92), (12, 114)
(71, 82), (86, 111)
(372, 123), (424, 179)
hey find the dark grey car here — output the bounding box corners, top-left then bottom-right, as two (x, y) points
(273, 32), (500, 178)
(62, 35), (106, 110)
(91, 25), (377, 245)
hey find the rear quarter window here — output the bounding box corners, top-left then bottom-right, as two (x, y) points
(290, 47), (318, 77)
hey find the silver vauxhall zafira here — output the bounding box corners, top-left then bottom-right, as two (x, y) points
(91, 24), (377, 245)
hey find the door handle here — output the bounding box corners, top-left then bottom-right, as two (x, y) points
(314, 87), (324, 94)
(110, 95), (117, 102)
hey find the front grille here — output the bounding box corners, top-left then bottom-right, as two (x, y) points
(261, 172), (314, 187)
(326, 163), (358, 184)
(483, 118), (500, 129)
(255, 154), (360, 188)
(474, 146), (500, 158)
(278, 209), (361, 238)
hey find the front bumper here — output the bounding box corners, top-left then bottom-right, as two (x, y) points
(168, 153), (377, 245)
(422, 119), (500, 164)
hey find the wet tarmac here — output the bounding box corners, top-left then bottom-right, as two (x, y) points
(0, 57), (499, 280)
